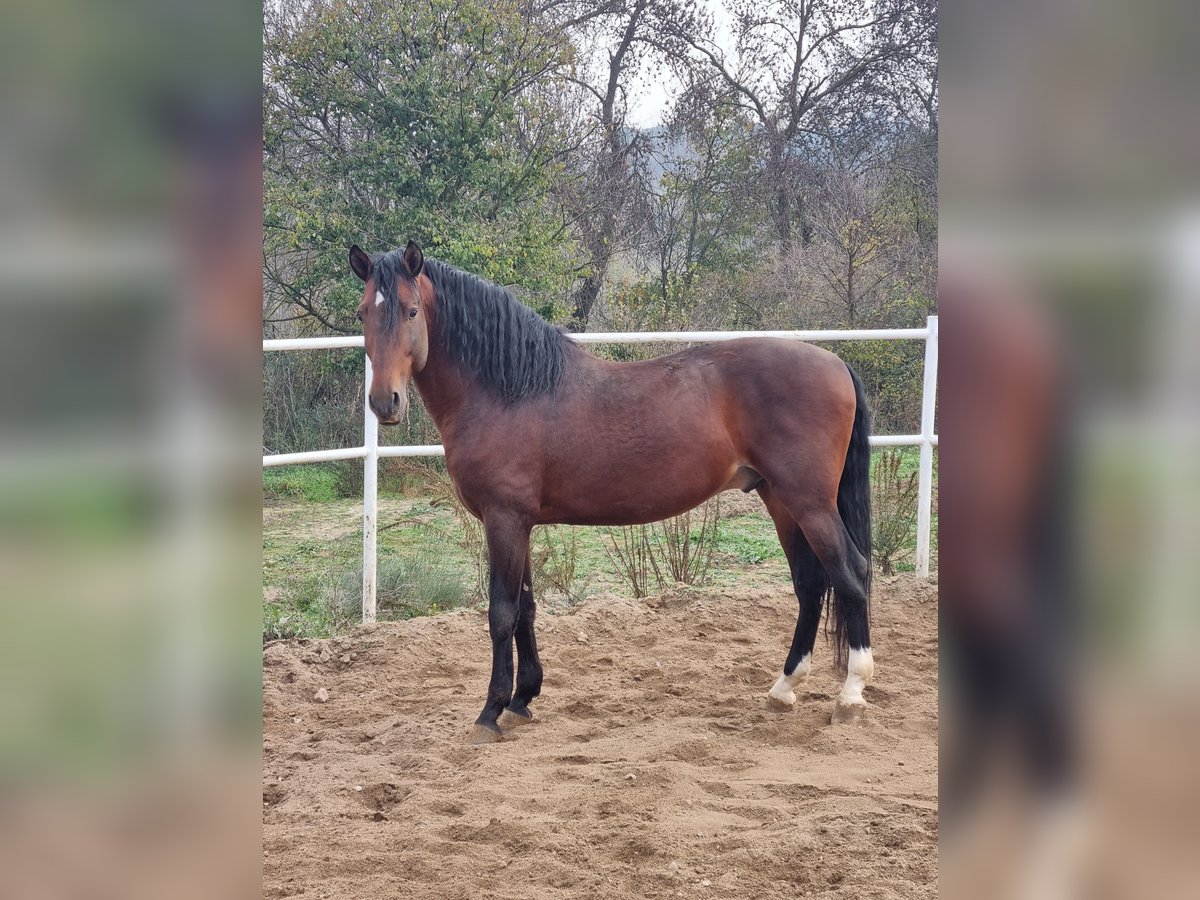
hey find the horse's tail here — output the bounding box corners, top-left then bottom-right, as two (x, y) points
(830, 363), (873, 668)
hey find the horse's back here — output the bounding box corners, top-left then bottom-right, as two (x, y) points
(698, 335), (857, 422)
(704, 335), (853, 386)
(587, 336), (851, 397)
(567, 336), (856, 454)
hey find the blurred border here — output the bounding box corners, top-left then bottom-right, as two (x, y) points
(0, 1), (263, 896)
(941, 0), (1200, 896)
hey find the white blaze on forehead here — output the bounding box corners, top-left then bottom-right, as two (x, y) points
(837, 646), (875, 708)
(375, 290), (386, 307)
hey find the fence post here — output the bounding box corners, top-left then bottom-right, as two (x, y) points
(362, 354), (378, 623)
(915, 315), (938, 578)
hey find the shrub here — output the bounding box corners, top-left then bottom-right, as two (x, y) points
(604, 497), (722, 598)
(648, 497), (721, 587)
(263, 564), (355, 641)
(374, 552), (467, 619)
(333, 459), (364, 499)
(533, 525), (592, 604)
(423, 474), (489, 602)
(603, 524), (655, 599)
(872, 448), (920, 574)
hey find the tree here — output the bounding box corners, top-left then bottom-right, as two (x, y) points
(541, 0), (706, 329)
(675, 0), (937, 250)
(264, 0), (583, 333)
(646, 83), (760, 318)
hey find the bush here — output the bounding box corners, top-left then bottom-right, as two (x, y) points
(871, 448), (920, 574)
(334, 460), (364, 499)
(603, 498), (722, 598)
(374, 552), (468, 619)
(263, 564), (355, 641)
(603, 524), (655, 599)
(533, 525), (592, 604)
(422, 474), (488, 602)
(834, 340), (925, 436)
(648, 497), (721, 586)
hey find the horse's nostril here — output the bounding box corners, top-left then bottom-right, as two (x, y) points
(392, 391), (401, 407)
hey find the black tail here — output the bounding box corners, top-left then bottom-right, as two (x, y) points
(829, 363), (873, 667)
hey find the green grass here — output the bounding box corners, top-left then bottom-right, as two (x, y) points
(714, 516), (786, 564)
(263, 465), (341, 503)
(264, 551), (469, 642)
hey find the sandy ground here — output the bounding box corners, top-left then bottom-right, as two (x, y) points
(263, 576), (938, 899)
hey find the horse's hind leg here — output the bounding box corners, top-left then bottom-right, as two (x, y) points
(791, 506), (874, 724)
(759, 484), (829, 710)
(757, 472), (874, 723)
(499, 551), (541, 730)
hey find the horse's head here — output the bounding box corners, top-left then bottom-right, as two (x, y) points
(349, 241), (431, 425)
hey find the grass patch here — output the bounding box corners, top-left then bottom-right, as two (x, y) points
(264, 568), (348, 641)
(263, 465), (341, 503)
(714, 516), (786, 564)
(375, 552), (469, 619)
(264, 535), (471, 642)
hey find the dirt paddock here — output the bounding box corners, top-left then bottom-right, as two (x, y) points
(263, 576), (938, 899)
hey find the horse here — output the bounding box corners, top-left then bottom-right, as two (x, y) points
(349, 241), (875, 744)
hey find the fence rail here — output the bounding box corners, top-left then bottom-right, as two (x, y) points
(264, 317), (938, 622)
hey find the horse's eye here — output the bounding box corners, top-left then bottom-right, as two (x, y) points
(408, 307), (418, 319)
(356, 310), (364, 322)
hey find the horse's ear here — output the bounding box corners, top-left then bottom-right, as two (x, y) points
(403, 240), (424, 276)
(349, 245), (372, 282)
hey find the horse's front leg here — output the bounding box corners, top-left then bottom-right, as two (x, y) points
(498, 551), (541, 731)
(470, 513), (531, 745)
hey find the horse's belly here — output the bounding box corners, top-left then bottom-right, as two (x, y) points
(537, 431), (741, 526)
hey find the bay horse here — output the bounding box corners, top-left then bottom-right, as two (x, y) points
(350, 241), (875, 744)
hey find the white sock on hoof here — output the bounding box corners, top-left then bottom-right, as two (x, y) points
(768, 654), (812, 705)
(837, 647), (874, 707)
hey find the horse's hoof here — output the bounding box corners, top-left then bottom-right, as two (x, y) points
(498, 707), (533, 731)
(831, 701), (867, 725)
(766, 691), (796, 711)
(469, 723), (505, 745)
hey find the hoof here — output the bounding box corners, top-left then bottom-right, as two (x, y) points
(766, 691), (796, 712)
(831, 701), (867, 725)
(469, 723), (505, 745)
(498, 707), (534, 731)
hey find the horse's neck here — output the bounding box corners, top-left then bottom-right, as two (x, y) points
(411, 324), (474, 436)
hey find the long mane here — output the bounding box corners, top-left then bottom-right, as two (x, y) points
(370, 250), (570, 402)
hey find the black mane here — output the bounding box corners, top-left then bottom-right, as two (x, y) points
(371, 251), (569, 402)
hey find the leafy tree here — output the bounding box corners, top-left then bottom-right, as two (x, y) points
(264, 0), (583, 332)
(647, 85), (762, 316)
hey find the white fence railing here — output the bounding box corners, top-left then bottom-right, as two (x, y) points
(264, 316), (938, 622)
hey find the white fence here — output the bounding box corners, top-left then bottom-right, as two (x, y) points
(264, 316), (938, 622)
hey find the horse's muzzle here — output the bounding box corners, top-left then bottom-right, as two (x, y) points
(369, 390), (406, 425)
